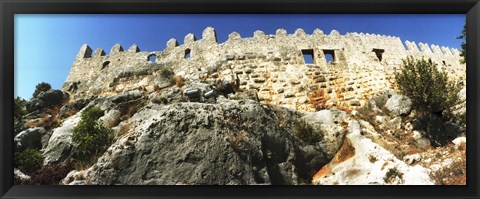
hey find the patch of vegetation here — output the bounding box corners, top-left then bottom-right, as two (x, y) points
(395, 57), (461, 146)
(431, 156), (466, 185)
(160, 67), (175, 79)
(383, 167), (404, 184)
(295, 119), (323, 145)
(14, 148), (44, 174)
(456, 20), (466, 64)
(368, 154), (377, 163)
(32, 82), (52, 98)
(14, 97), (27, 121)
(72, 106), (114, 165)
(17, 162), (75, 185)
(395, 56), (460, 117)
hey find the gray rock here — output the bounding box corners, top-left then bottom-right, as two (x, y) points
(14, 127), (47, 151)
(43, 112), (82, 165)
(70, 102), (326, 185)
(111, 90), (142, 104)
(100, 109), (122, 128)
(59, 99), (90, 118)
(385, 94), (412, 116)
(302, 109), (348, 159)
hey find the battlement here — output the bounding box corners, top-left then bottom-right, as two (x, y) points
(64, 27), (465, 112)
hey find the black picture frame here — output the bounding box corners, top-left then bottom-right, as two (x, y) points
(1, 0), (479, 199)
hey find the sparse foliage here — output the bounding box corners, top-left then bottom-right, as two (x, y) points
(14, 97), (27, 120)
(33, 82), (52, 98)
(14, 148), (44, 174)
(456, 20), (466, 64)
(384, 167), (403, 184)
(395, 56), (460, 116)
(72, 106), (114, 165)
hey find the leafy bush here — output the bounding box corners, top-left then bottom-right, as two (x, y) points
(72, 106), (114, 165)
(14, 148), (44, 174)
(395, 56), (460, 116)
(384, 167), (403, 184)
(160, 67), (175, 79)
(14, 97), (27, 120)
(33, 82), (52, 98)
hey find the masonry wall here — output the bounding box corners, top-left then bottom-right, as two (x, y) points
(63, 27), (465, 112)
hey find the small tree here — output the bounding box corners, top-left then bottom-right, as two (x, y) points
(72, 106), (114, 165)
(395, 56), (460, 117)
(32, 82), (52, 98)
(14, 97), (27, 120)
(456, 20), (466, 64)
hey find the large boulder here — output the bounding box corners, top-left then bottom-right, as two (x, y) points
(303, 109), (349, 158)
(14, 127), (47, 151)
(385, 94), (412, 116)
(43, 112), (82, 165)
(61, 101), (327, 185)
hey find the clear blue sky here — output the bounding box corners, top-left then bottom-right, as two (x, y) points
(14, 14), (465, 100)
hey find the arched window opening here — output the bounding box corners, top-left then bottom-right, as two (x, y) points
(102, 61), (110, 70)
(148, 54), (157, 62)
(185, 49), (191, 59)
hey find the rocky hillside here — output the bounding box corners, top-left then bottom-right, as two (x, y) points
(14, 73), (466, 185)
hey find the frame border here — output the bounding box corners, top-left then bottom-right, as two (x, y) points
(1, 0), (479, 199)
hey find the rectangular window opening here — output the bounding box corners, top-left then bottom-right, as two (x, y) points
(323, 50), (335, 63)
(372, 49), (385, 61)
(302, 49), (314, 64)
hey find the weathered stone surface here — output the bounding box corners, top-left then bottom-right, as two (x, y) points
(43, 112), (82, 165)
(303, 110), (349, 158)
(385, 94), (412, 116)
(61, 101), (343, 185)
(312, 121), (434, 185)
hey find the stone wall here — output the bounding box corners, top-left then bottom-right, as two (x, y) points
(63, 27), (465, 112)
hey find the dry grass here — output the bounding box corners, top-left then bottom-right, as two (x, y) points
(17, 162), (75, 185)
(117, 122), (133, 138)
(25, 115), (62, 129)
(431, 156), (466, 185)
(175, 76), (185, 88)
(226, 130), (249, 149)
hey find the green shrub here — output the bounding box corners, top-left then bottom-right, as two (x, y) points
(160, 67), (175, 79)
(14, 97), (27, 120)
(32, 82), (52, 98)
(72, 106), (114, 165)
(295, 120), (323, 145)
(14, 148), (44, 174)
(384, 167), (403, 184)
(395, 56), (460, 116)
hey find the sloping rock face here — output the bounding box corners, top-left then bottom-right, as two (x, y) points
(61, 100), (337, 185)
(312, 121), (433, 185)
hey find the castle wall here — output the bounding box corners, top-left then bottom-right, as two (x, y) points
(63, 27), (465, 112)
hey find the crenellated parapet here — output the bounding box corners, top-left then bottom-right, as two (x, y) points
(63, 27), (465, 112)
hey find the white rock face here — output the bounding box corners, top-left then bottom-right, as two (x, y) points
(312, 121), (434, 185)
(303, 109), (349, 157)
(452, 137), (466, 146)
(385, 94), (412, 116)
(43, 112), (82, 165)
